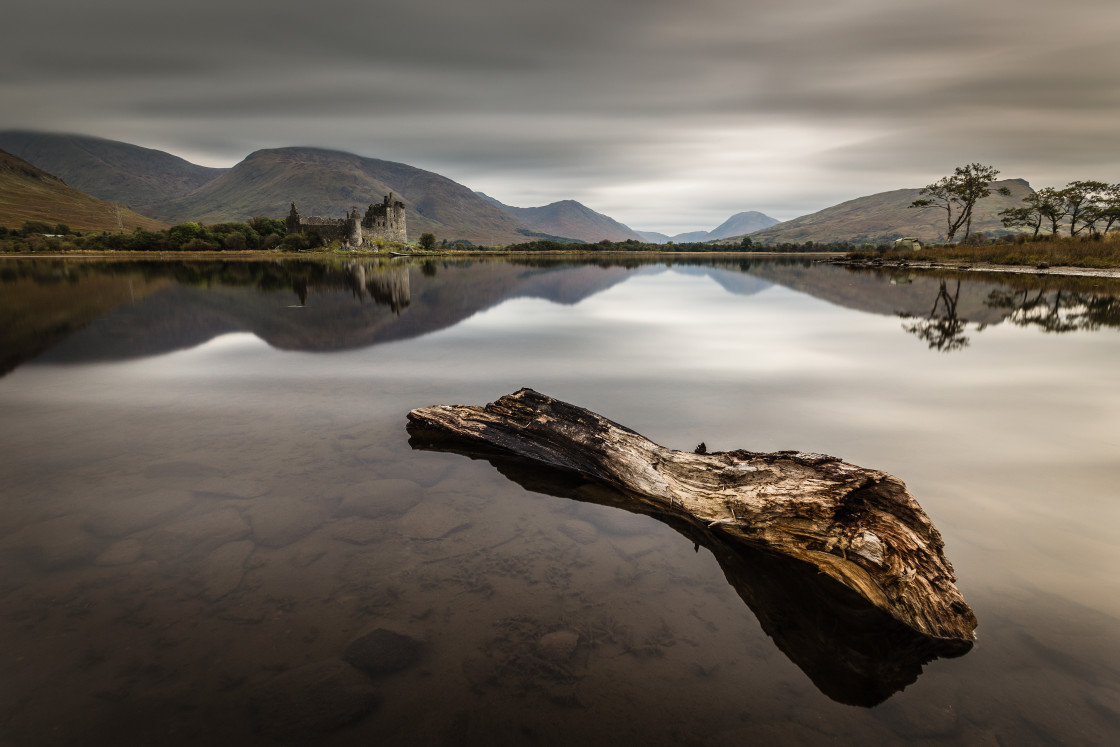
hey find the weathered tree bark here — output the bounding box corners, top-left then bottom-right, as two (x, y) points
(406, 388), (977, 642)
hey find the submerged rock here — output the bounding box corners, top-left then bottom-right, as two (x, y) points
(192, 476), (270, 500)
(537, 630), (580, 662)
(330, 516), (387, 546)
(246, 497), (323, 548)
(197, 540), (254, 601)
(94, 539), (144, 566)
(1, 515), (100, 571)
(143, 508), (250, 562)
(397, 502), (472, 540)
(338, 478), (423, 519)
(249, 660), (380, 737)
(558, 519), (598, 545)
(84, 489), (194, 538)
(343, 628), (423, 675)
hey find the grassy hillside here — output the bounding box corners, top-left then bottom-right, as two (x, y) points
(750, 179), (1034, 245)
(149, 148), (531, 245)
(0, 131), (224, 210)
(480, 194), (643, 242)
(0, 150), (167, 232)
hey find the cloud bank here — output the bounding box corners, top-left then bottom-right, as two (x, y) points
(3, 0), (1119, 231)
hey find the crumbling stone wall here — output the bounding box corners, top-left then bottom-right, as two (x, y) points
(285, 194), (407, 248)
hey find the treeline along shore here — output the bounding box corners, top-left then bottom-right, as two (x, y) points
(0, 220), (875, 257)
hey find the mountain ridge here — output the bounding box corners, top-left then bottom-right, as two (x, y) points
(749, 179), (1034, 245)
(148, 147), (532, 245)
(478, 193), (644, 242)
(0, 131), (225, 210)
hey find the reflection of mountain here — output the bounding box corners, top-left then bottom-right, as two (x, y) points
(0, 262), (174, 376)
(669, 265), (772, 297)
(741, 260), (1012, 323)
(6, 257), (1119, 374)
(742, 261), (1120, 351)
(27, 260), (642, 367)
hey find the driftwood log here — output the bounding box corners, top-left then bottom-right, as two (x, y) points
(406, 388), (977, 644)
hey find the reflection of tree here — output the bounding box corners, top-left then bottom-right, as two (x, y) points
(986, 289), (1120, 333)
(899, 279), (974, 352)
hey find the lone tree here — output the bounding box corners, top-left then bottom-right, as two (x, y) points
(418, 232), (436, 251)
(909, 163), (1010, 243)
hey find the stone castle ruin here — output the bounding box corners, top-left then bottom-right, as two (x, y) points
(285, 193), (407, 247)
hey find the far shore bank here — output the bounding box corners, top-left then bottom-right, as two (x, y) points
(4, 249), (1120, 278)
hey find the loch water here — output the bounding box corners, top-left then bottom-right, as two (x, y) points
(1, 256), (1119, 745)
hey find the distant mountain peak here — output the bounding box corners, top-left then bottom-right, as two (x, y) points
(481, 195), (643, 243)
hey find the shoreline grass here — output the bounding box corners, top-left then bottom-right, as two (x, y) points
(848, 233), (1120, 268)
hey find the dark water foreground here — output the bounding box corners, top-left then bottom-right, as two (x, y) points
(1, 256), (1118, 745)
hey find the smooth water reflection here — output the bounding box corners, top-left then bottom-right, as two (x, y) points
(1, 256), (1119, 745)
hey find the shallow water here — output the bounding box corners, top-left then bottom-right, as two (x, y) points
(1, 256), (1119, 745)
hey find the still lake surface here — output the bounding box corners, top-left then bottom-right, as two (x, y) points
(1, 255), (1118, 745)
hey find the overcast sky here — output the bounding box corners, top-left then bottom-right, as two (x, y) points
(4, 0), (1120, 232)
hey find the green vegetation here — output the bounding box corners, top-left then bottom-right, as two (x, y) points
(0, 218), (289, 254)
(999, 181), (1120, 239)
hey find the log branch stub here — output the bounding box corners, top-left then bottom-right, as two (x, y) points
(406, 388), (977, 642)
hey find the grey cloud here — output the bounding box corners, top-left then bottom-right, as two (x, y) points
(3, 0), (1120, 230)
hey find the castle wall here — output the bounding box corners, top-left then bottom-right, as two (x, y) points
(286, 195), (407, 247)
(296, 217), (350, 243)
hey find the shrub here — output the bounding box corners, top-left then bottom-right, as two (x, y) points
(22, 221), (54, 234)
(281, 234), (308, 251)
(180, 237), (217, 252)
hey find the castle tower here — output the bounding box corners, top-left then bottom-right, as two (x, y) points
(347, 207), (363, 246)
(361, 193), (407, 244)
(285, 202), (301, 235)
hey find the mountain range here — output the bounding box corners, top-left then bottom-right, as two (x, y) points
(477, 193), (779, 244)
(0, 130), (1035, 246)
